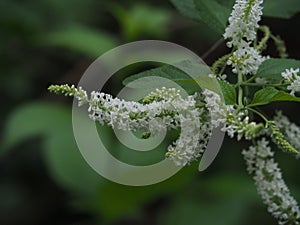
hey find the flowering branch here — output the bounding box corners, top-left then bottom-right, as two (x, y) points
(48, 0), (300, 224)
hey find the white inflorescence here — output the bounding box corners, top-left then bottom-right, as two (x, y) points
(88, 88), (185, 132)
(224, 0), (263, 48)
(74, 86), (89, 106)
(281, 68), (300, 96)
(274, 111), (300, 158)
(203, 89), (262, 140)
(224, 0), (265, 75)
(203, 89), (230, 128)
(166, 109), (211, 167)
(86, 87), (212, 167)
(242, 139), (300, 225)
(227, 42), (266, 75)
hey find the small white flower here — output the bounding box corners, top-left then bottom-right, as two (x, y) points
(208, 73), (227, 80)
(288, 77), (300, 96)
(282, 68), (300, 81)
(281, 68), (300, 95)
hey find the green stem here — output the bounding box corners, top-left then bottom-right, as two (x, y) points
(244, 75), (250, 105)
(211, 54), (231, 75)
(243, 76), (256, 84)
(238, 73), (244, 106)
(239, 82), (287, 87)
(270, 34), (288, 58)
(246, 107), (269, 125)
(257, 26), (271, 51)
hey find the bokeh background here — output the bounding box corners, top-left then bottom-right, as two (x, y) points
(1, 0), (300, 225)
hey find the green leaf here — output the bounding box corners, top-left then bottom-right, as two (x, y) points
(217, 80), (236, 105)
(37, 25), (118, 57)
(123, 65), (198, 95)
(170, 0), (202, 21)
(170, 0), (230, 34)
(170, 0), (300, 35)
(123, 62), (207, 85)
(250, 87), (300, 106)
(271, 91), (300, 103)
(256, 58), (300, 80)
(263, 0), (300, 19)
(251, 87), (278, 106)
(2, 102), (102, 193)
(123, 61), (222, 95)
(194, 0), (231, 35)
(214, 0), (300, 20)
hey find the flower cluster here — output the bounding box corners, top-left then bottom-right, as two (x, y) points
(226, 114), (264, 140)
(48, 84), (88, 106)
(143, 88), (213, 166)
(268, 121), (299, 154)
(203, 89), (231, 128)
(88, 88), (188, 133)
(224, 0), (265, 75)
(243, 139), (300, 225)
(166, 113), (211, 166)
(274, 111), (300, 158)
(281, 68), (300, 96)
(203, 89), (263, 140)
(224, 0), (263, 48)
(227, 42), (266, 75)
(49, 85), (213, 167)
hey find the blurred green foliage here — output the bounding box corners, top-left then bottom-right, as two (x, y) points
(171, 0), (300, 34)
(1, 0), (300, 225)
